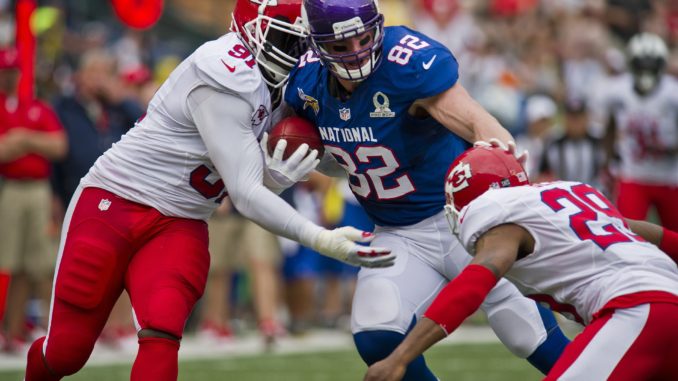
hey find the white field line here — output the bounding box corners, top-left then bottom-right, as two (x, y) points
(0, 326), (498, 371)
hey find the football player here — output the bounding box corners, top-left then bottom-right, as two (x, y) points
(24, 1), (395, 380)
(285, 0), (570, 379)
(364, 145), (678, 381)
(602, 33), (678, 230)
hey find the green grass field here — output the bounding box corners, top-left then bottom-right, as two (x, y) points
(0, 342), (542, 381)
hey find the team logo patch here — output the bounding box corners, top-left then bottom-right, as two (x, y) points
(251, 105), (269, 126)
(98, 199), (112, 211)
(446, 162), (472, 194)
(369, 91), (395, 118)
(339, 107), (351, 121)
(298, 88), (320, 115)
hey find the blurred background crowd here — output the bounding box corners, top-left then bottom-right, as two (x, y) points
(0, 0), (677, 358)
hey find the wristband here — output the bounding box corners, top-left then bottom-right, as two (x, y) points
(424, 264), (498, 335)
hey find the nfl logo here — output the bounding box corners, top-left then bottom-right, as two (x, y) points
(98, 199), (112, 211)
(339, 108), (351, 121)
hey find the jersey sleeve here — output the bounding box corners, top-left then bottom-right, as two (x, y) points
(458, 193), (509, 255)
(192, 36), (262, 97)
(385, 27), (459, 100)
(186, 85), (324, 246)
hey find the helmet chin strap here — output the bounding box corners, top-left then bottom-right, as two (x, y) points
(444, 204), (461, 237)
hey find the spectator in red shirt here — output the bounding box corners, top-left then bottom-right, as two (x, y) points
(0, 47), (67, 353)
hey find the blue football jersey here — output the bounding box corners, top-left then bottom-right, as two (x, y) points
(285, 26), (470, 226)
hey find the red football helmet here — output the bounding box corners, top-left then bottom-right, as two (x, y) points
(444, 146), (529, 234)
(231, 0), (307, 88)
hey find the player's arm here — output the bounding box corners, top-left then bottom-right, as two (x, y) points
(364, 224), (531, 381)
(188, 85), (321, 242)
(187, 85), (394, 268)
(625, 218), (678, 263)
(412, 82), (513, 144)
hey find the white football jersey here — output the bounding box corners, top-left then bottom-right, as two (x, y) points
(81, 33), (275, 220)
(601, 74), (678, 184)
(458, 181), (678, 325)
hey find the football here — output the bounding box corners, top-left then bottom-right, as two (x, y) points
(267, 116), (325, 160)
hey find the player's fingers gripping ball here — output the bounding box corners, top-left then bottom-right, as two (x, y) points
(474, 138), (529, 169)
(267, 116), (325, 160)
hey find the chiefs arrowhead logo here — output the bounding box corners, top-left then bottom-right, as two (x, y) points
(446, 162), (472, 194)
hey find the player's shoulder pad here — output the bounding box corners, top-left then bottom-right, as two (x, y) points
(192, 33), (263, 95)
(595, 74), (632, 111)
(284, 49), (323, 120)
(458, 189), (511, 255)
(665, 74), (678, 87)
(662, 75), (678, 101)
(290, 49), (323, 78)
(381, 26), (459, 97)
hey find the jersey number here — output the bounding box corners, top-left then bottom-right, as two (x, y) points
(228, 44), (255, 69)
(540, 183), (639, 249)
(326, 145), (414, 200)
(190, 165), (227, 203)
(298, 50), (320, 68)
(387, 35), (430, 65)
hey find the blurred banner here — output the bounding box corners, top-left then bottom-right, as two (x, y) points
(16, 0), (35, 101)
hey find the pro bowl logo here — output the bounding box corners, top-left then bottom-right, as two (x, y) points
(446, 161), (472, 194)
(298, 88), (320, 115)
(369, 91), (395, 118)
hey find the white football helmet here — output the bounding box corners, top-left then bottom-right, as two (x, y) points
(627, 33), (668, 95)
(231, 0), (308, 89)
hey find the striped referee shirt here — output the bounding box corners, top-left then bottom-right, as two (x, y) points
(540, 132), (606, 189)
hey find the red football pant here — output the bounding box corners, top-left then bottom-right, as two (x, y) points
(545, 302), (678, 380)
(616, 181), (678, 231)
(25, 187), (210, 380)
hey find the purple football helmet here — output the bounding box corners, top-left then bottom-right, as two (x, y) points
(302, 0), (384, 82)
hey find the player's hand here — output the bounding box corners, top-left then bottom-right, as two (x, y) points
(313, 227), (395, 268)
(261, 132), (320, 190)
(474, 138), (529, 168)
(363, 357), (406, 381)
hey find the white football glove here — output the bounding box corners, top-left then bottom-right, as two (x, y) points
(260, 132), (320, 191)
(474, 138), (529, 168)
(312, 227), (396, 268)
